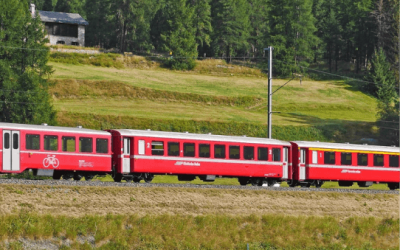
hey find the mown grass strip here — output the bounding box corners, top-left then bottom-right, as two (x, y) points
(50, 79), (263, 108)
(0, 212), (397, 250)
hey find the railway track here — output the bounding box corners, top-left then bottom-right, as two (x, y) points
(0, 178), (397, 195)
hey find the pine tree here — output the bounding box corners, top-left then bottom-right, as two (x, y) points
(188, 0), (212, 54)
(42, 0), (55, 11)
(211, 0), (250, 61)
(55, 0), (86, 18)
(155, 0), (198, 69)
(267, 0), (319, 76)
(248, 0), (269, 58)
(109, 0), (159, 53)
(366, 49), (397, 102)
(0, 0), (56, 124)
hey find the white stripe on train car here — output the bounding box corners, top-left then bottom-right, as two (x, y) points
(20, 151), (111, 158)
(307, 164), (400, 172)
(132, 155), (284, 166)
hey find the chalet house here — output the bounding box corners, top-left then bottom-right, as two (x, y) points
(30, 4), (89, 46)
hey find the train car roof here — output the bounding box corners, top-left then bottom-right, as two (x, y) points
(110, 129), (291, 146)
(0, 122), (110, 135)
(292, 141), (399, 153)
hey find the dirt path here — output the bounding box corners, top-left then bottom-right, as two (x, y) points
(0, 184), (397, 218)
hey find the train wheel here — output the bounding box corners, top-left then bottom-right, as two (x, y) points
(267, 179), (277, 187)
(73, 174), (82, 181)
(53, 171), (62, 180)
(238, 177), (248, 186)
(287, 180), (297, 187)
(144, 173), (154, 183)
(388, 183), (399, 190)
(251, 178), (261, 186)
(315, 180), (324, 188)
(85, 175), (94, 181)
(300, 183), (310, 188)
(112, 168), (122, 182)
(62, 173), (73, 180)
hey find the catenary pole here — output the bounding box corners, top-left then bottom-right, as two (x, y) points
(264, 47), (273, 139)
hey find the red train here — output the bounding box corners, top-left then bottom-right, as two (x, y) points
(0, 122), (399, 190)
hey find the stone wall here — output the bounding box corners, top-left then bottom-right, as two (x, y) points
(47, 25), (85, 46)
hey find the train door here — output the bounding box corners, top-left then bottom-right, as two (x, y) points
(299, 148), (306, 180)
(282, 147), (289, 179)
(2, 130), (20, 171)
(122, 137), (131, 173)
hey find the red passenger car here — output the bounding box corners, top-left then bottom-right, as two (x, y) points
(0, 122), (111, 180)
(108, 129), (291, 185)
(289, 141), (400, 189)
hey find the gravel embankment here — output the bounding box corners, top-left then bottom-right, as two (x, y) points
(0, 178), (397, 195)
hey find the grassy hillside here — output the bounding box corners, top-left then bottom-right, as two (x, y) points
(47, 55), (380, 143)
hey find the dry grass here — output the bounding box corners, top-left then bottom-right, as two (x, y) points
(0, 184), (397, 219)
(0, 183), (398, 249)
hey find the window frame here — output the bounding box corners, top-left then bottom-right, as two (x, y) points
(341, 152), (352, 165)
(243, 146), (254, 160)
(183, 143), (195, 157)
(272, 148), (281, 162)
(199, 144), (210, 158)
(26, 134), (40, 150)
(229, 145), (240, 159)
(389, 155), (399, 168)
(257, 147), (268, 161)
(96, 138), (109, 154)
(168, 142), (180, 156)
(151, 141), (164, 156)
(324, 151), (335, 165)
(214, 144), (226, 159)
(357, 153), (368, 166)
(62, 136), (76, 152)
(373, 154), (384, 167)
(79, 137), (93, 153)
(44, 135), (58, 151)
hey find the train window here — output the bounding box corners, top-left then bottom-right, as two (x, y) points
(138, 140), (145, 155)
(341, 152), (352, 165)
(312, 151), (318, 164)
(373, 154), (384, 167)
(13, 133), (18, 149)
(300, 149), (306, 164)
(214, 145), (226, 159)
(199, 144), (210, 158)
(26, 134), (40, 150)
(184, 143), (195, 157)
(44, 135), (58, 151)
(324, 151), (335, 164)
(4, 133), (9, 149)
(168, 142), (180, 156)
(357, 154), (368, 166)
(272, 148), (281, 162)
(258, 147), (268, 161)
(79, 137), (93, 153)
(244, 146), (254, 160)
(152, 141), (164, 155)
(96, 139), (108, 154)
(389, 155), (399, 167)
(229, 146), (240, 159)
(62, 137), (75, 152)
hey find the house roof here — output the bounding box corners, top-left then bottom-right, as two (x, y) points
(37, 11), (89, 26)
